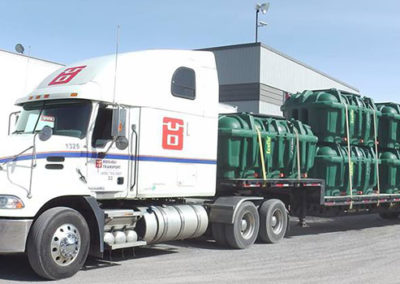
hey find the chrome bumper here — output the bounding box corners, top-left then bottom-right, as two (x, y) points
(0, 219), (33, 253)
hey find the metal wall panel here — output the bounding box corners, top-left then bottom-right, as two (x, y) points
(219, 83), (259, 102)
(207, 45), (260, 85)
(222, 100), (260, 113)
(259, 45), (359, 94)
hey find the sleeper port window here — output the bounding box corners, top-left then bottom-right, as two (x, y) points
(92, 106), (113, 148)
(171, 67), (196, 100)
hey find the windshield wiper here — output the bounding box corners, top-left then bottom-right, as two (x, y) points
(12, 130), (25, 134)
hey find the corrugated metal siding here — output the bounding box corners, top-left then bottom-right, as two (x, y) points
(260, 46), (359, 94)
(259, 84), (284, 106)
(219, 83), (259, 101)
(210, 46), (260, 85)
(259, 101), (283, 116)
(222, 100), (260, 113)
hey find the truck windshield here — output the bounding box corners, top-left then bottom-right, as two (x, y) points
(14, 100), (92, 139)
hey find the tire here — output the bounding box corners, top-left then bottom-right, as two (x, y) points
(379, 212), (400, 220)
(27, 207), (90, 280)
(225, 201), (259, 249)
(258, 199), (287, 244)
(211, 223), (227, 247)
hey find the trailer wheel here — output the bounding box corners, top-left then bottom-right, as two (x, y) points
(258, 199), (287, 243)
(225, 201), (259, 249)
(211, 223), (227, 246)
(379, 212), (400, 220)
(27, 207), (90, 280)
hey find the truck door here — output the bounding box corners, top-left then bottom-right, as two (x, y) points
(86, 104), (138, 198)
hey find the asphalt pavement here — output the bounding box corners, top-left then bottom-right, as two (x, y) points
(1, 214), (399, 284)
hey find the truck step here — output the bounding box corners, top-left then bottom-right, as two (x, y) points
(107, 240), (147, 250)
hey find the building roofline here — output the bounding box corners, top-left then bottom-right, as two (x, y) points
(200, 42), (360, 93)
(0, 48), (64, 66)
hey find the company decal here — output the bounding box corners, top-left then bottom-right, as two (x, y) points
(350, 110), (355, 125)
(95, 159), (103, 168)
(265, 136), (272, 154)
(162, 117), (184, 150)
(48, 65), (87, 85)
(40, 115), (55, 122)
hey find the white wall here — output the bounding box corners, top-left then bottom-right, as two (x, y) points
(0, 50), (62, 137)
(259, 101), (283, 117)
(260, 46), (359, 94)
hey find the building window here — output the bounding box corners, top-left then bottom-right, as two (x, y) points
(171, 67), (196, 100)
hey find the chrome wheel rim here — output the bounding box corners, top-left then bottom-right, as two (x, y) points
(240, 212), (256, 240)
(271, 209), (284, 235)
(50, 224), (81, 266)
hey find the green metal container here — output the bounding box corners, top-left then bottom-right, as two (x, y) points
(281, 89), (381, 147)
(379, 150), (400, 194)
(376, 103), (400, 149)
(310, 145), (378, 196)
(217, 113), (318, 180)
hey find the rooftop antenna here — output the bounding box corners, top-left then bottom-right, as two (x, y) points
(112, 25), (120, 105)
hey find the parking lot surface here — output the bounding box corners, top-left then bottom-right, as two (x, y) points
(0, 214), (399, 283)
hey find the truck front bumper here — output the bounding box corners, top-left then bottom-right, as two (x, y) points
(0, 219), (33, 254)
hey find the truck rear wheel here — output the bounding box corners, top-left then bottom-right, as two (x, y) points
(27, 207), (90, 280)
(225, 201), (259, 249)
(258, 199), (287, 243)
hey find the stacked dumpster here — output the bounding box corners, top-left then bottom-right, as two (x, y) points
(217, 113), (318, 180)
(376, 103), (400, 194)
(281, 89), (381, 196)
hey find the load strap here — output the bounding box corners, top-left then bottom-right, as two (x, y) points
(293, 127), (301, 180)
(256, 127), (267, 181)
(370, 106), (381, 204)
(344, 103), (353, 209)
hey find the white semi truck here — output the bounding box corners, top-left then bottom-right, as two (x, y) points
(0, 50), (327, 279)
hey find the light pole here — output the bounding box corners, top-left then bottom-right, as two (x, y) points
(255, 3), (270, 42)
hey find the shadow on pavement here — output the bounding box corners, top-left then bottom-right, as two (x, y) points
(286, 214), (400, 237)
(0, 254), (42, 282)
(0, 245), (178, 281)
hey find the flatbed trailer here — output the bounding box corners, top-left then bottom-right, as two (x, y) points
(217, 178), (400, 223)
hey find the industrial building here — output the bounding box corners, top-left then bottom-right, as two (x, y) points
(204, 43), (359, 116)
(0, 49), (63, 137)
(0, 42), (359, 128)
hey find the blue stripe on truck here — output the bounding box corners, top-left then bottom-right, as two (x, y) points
(0, 151), (217, 165)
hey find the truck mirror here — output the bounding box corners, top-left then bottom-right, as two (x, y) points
(111, 108), (127, 138)
(115, 136), (129, 150)
(39, 126), (53, 141)
(8, 111), (21, 135)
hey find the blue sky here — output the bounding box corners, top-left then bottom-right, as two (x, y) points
(0, 0), (399, 101)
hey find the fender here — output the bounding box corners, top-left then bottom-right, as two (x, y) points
(83, 196), (104, 258)
(208, 196), (263, 224)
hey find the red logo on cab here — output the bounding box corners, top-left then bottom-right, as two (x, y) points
(49, 65), (86, 86)
(162, 117), (184, 150)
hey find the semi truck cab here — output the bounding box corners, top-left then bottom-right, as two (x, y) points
(0, 50), (221, 278)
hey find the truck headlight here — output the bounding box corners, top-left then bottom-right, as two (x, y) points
(0, 195), (24, 209)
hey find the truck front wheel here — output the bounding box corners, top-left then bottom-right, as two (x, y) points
(258, 199), (287, 243)
(27, 207), (90, 280)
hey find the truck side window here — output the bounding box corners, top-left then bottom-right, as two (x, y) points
(92, 106), (113, 148)
(171, 67), (196, 100)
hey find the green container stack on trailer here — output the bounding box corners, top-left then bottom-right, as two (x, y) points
(281, 88), (379, 147)
(217, 113), (318, 180)
(281, 89), (381, 196)
(376, 103), (400, 194)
